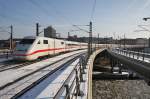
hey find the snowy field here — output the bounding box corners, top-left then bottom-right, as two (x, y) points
(0, 50), (86, 87)
(19, 58), (80, 99)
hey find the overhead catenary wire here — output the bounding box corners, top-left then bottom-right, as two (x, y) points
(27, 0), (51, 19)
(73, 25), (89, 33)
(135, 25), (150, 33)
(30, 0), (91, 37)
(0, 1), (32, 26)
(90, 0), (97, 21)
(28, 0), (74, 26)
(1, 0), (94, 38)
(0, 26), (12, 33)
(28, 0), (77, 35)
(46, 1), (74, 26)
(28, 0), (91, 33)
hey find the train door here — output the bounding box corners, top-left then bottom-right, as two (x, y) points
(53, 39), (55, 55)
(43, 39), (49, 55)
(48, 39), (50, 55)
(48, 39), (54, 55)
(61, 40), (65, 52)
(64, 40), (66, 52)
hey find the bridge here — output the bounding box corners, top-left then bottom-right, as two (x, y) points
(0, 46), (150, 99)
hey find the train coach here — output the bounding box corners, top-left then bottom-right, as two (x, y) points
(13, 36), (87, 60)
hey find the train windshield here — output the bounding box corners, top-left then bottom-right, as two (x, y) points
(19, 39), (35, 44)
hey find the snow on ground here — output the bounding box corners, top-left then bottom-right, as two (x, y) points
(0, 50), (86, 87)
(19, 58), (80, 99)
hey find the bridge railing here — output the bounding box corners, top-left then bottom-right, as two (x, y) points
(112, 48), (150, 62)
(53, 55), (86, 99)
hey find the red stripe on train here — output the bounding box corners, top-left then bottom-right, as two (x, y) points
(14, 48), (65, 56)
(14, 47), (79, 56)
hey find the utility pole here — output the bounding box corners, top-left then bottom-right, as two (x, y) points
(124, 34), (125, 49)
(98, 33), (99, 49)
(72, 23), (92, 57)
(10, 25), (13, 50)
(88, 21), (92, 57)
(118, 36), (120, 48)
(105, 36), (107, 48)
(143, 17), (150, 48)
(36, 23), (39, 36)
(68, 32), (70, 39)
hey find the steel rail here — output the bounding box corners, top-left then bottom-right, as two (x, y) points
(53, 59), (81, 99)
(0, 61), (38, 72)
(0, 52), (85, 99)
(0, 50), (84, 72)
(0, 51), (85, 90)
(11, 54), (84, 99)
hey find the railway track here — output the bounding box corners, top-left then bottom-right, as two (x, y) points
(0, 61), (38, 72)
(0, 51), (86, 87)
(0, 51), (85, 99)
(0, 50), (83, 72)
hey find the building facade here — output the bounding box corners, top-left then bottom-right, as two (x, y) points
(44, 26), (56, 38)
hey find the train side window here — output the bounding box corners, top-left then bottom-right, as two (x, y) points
(44, 40), (48, 44)
(61, 42), (64, 45)
(37, 41), (40, 44)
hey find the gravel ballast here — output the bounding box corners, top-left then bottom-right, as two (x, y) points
(93, 80), (150, 99)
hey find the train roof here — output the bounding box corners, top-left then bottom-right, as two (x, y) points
(23, 36), (36, 39)
(22, 36), (86, 44)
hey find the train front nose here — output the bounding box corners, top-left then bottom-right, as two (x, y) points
(13, 37), (35, 60)
(13, 50), (27, 60)
(13, 45), (30, 60)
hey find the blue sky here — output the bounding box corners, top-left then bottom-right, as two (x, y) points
(0, 0), (150, 39)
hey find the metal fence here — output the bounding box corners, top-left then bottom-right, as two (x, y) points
(112, 48), (150, 62)
(53, 55), (87, 99)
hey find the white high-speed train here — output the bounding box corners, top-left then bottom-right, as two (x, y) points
(14, 36), (145, 61)
(13, 36), (88, 60)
